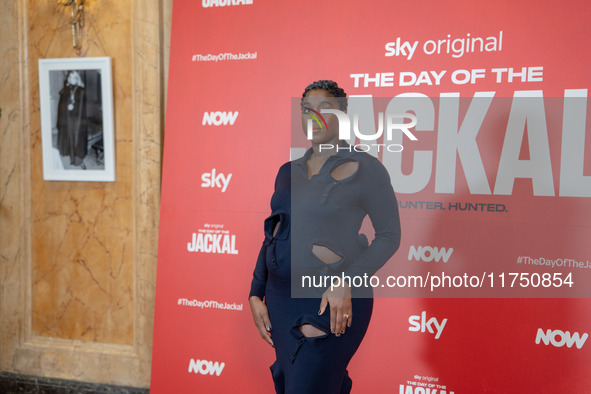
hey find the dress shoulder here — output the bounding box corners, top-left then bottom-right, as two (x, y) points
(274, 161), (291, 188)
(352, 151), (393, 183)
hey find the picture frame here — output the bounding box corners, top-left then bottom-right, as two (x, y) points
(38, 57), (115, 181)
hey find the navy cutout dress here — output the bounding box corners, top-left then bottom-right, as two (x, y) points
(250, 143), (401, 394)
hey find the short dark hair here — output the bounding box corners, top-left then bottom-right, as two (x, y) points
(301, 80), (347, 111)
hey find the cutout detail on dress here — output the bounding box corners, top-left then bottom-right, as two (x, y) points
(330, 161), (358, 181)
(312, 244), (342, 265)
(299, 323), (328, 338)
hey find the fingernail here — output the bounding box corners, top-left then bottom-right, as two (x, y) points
(331, 329), (335, 334)
(335, 332), (340, 337)
(318, 309), (322, 315)
(266, 325), (272, 331)
(341, 330), (345, 334)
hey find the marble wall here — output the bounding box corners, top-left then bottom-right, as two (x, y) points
(0, 0), (171, 388)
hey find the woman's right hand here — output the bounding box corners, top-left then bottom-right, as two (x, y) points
(249, 296), (274, 347)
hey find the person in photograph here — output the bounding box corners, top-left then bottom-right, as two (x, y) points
(57, 70), (88, 169)
(249, 80), (401, 393)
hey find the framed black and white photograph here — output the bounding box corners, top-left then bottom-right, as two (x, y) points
(38, 57), (115, 181)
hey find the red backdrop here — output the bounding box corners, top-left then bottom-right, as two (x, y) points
(151, 1), (591, 392)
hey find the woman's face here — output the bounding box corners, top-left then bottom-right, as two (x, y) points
(67, 72), (80, 86)
(301, 89), (342, 145)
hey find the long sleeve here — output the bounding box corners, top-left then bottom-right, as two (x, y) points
(249, 240), (268, 299)
(248, 162), (291, 300)
(344, 157), (401, 278)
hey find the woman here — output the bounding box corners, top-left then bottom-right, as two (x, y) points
(249, 80), (401, 393)
(57, 70), (88, 169)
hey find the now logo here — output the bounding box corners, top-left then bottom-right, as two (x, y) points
(202, 111), (239, 126)
(408, 245), (453, 263)
(188, 359), (225, 376)
(535, 328), (588, 349)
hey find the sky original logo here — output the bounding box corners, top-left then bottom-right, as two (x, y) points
(408, 245), (453, 263)
(384, 31), (503, 61)
(201, 169), (231, 192)
(409, 311), (447, 339)
(202, 111), (239, 126)
(535, 328), (588, 349)
(304, 107), (417, 153)
(188, 359), (225, 376)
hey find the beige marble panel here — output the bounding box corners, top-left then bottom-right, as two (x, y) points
(0, 0), (167, 387)
(0, 0), (29, 369)
(29, 0), (134, 345)
(130, 0), (169, 379)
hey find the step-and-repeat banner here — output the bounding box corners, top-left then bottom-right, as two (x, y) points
(152, 1), (591, 392)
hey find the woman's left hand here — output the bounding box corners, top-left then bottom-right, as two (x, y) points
(319, 284), (352, 336)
